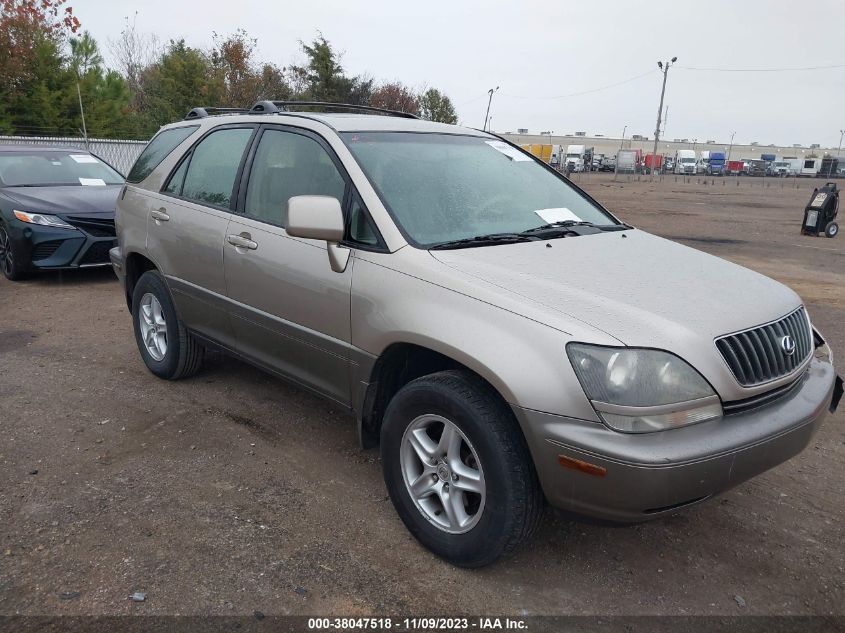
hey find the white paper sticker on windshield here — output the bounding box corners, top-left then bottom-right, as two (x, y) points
(70, 154), (99, 164)
(79, 177), (106, 186)
(485, 140), (532, 161)
(534, 207), (581, 224)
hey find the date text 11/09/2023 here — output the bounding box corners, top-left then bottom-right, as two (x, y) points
(307, 617), (528, 630)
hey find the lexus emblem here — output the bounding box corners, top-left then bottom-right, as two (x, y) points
(780, 335), (796, 356)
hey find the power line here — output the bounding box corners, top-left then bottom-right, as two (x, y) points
(500, 69), (658, 100)
(677, 63), (845, 72)
(458, 68), (658, 106)
(457, 93), (489, 107)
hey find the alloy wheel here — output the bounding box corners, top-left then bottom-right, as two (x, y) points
(400, 414), (486, 534)
(0, 228), (13, 277)
(138, 292), (168, 361)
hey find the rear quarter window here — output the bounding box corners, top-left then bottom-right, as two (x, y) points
(127, 126), (199, 183)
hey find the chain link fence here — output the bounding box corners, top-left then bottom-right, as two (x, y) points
(0, 136), (148, 176)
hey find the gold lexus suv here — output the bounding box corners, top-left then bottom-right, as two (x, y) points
(111, 101), (842, 567)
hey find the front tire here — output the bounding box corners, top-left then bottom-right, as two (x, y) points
(381, 370), (543, 567)
(825, 221), (839, 238)
(131, 270), (204, 379)
(0, 224), (27, 281)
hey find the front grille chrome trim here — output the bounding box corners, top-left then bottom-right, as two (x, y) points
(64, 216), (116, 238)
(722, 373), (805, 416)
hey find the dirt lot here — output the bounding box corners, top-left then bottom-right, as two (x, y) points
(1, 174), (843, 617)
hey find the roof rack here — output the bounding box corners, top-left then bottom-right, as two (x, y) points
(184, 101), (422, 121)
(250, 100), (420, 119)
(184, 106), (252, 120)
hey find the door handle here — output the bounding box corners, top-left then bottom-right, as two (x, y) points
(150, 208), (170, 222)
(226, 233), (258, 250)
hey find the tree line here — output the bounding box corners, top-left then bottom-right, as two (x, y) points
(0, 1), (459, 140)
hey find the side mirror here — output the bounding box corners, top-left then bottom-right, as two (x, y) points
(286, 195), (344, 241)
(286, 195), (349, 273)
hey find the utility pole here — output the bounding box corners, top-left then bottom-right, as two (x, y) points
(833, 129), (844, 177)
(650, 57), (676, 180)
(483, 86), (499, 131)
(727, 131), (736, 164)
(620, 125), (627, 149)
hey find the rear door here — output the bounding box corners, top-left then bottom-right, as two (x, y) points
(148, 124), (257, 348)
(223, 124), (359, 405)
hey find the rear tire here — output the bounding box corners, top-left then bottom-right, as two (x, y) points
(0, 224), (27, 281)
(381, 370), (543, 567)
(825, 221), (839, 238)
(131, 270), (204, 379)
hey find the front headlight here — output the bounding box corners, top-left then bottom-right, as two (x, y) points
(567, 343), (722, 433)
(13, 210), (76, 230)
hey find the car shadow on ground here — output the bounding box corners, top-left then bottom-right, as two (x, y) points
(18, 267), (117, 287)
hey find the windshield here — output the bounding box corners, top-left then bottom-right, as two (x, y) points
(0, 151), (123, 187)
(342, 133), (616, 247)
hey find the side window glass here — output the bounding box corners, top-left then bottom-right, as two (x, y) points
(182, 128), (253, 208)
(127, 125), (198, 183)
(163, 156), (189, 195)
(347, 196), (379, 246)
(245, 129), (346, 227)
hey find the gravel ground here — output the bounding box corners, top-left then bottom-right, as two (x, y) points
(0, 173), (843, 616)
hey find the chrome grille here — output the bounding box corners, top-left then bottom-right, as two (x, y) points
(715, 307), (812, 387)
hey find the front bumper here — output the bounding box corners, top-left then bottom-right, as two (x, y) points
(514, 356), (838, 522)
(109, 245), (125, 286)
(7, 219), (116, 270)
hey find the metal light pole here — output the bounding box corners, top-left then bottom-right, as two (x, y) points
(832, 129), (844, 177)
(620, 125), (627, 149)
(75, 74), (89, 150)
(483, 86), (499, 131)
(650, 57), (676, 179)
(727, 131), (736, 164)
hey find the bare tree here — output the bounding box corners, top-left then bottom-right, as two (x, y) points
(107, 12), (159, 104)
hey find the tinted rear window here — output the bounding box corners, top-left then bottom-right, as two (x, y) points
(127, 126), (198, 183)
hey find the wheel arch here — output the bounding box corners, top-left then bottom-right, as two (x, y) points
(357, 340), (520, 450)
(123, 251), (160, 309)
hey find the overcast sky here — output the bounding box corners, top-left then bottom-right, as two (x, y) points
(78, 0), (845, 148)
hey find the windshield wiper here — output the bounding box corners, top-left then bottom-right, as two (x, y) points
(430, 232), (535, 250)
(520, 220), (630, 235)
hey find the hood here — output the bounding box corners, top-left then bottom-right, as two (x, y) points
(1, 185), (121, 216)
(429, 229), (801, 351)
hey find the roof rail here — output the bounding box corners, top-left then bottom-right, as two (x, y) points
(184, 106), (252, 120)
(249, 100), (420, 119)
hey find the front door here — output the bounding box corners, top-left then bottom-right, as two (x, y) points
(223, 126), (354, 405)
(148, 125), (256, 349)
